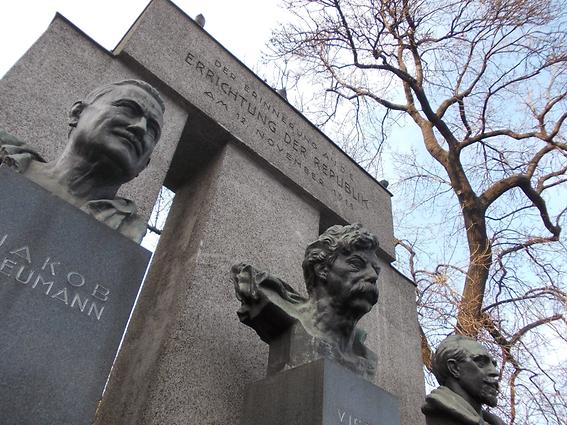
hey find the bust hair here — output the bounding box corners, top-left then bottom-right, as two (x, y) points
(431, 335), (477, 385)
(302, 223), (379, 294)
(82, 79), (165, 113)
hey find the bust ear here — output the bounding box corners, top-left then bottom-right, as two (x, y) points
(447, 359), (460, 379)
(314, 263), (327, 281)
(69, 101), (85, 128)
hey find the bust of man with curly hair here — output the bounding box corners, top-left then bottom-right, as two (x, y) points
(232, 223), (381, 380)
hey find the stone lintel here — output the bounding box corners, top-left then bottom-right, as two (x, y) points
(117, 0), (396, 260)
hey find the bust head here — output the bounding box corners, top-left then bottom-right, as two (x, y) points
(432, 335), (500, 411)
(64, 79), (165, 184)
(302, 223), (380, 317)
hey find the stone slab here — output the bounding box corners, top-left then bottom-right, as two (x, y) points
(0, 0), (395, 259)
(240, 359), (401, 425)
(95, 143), (321, 424)
(360, 265), (426, 425)
(0, 168), (151, 425)
(117, 0), (395, 260)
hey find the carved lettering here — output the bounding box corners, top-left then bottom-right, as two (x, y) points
(0, 238), (111, 321)
(92, 284), (110, 302)
(184, 49), (373, 212)
(15, 266), (34, 284)
(185, 51), (195, 65)
(0, 258), (17, 276)
(227, 86), (239, 102)
(205, 69), (215, 83)
(70, 293), (90, 312)
(216, 100), (229, 111)
(196, 61), (205, 75)
(41, 257), (60, 276)
(88, 302), (105, 321)
(9, 246), (31, 263)
(32, 274), (54, 295)
(51, 288), (69, 305)
(336, 408), (375, 425)
(66, 271), (85, 287)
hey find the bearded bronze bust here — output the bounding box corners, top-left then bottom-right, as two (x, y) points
(422, 335), (505, 425)
(232, 223), (381, 380)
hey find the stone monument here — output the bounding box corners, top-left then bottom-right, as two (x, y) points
(0, 80), (164, 424)
(1, 1), (427, 424)
(422, 336), (505, 425)
(232, 224), (401, 425)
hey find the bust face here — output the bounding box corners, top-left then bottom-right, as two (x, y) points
(69, 84), (163, 183)
(323, 248), (380, 316)
(454, 340), (500, 408)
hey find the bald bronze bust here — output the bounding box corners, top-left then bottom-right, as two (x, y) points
(231, 223), (381, 379)
(0, 80), (164, 242)
(422, 335), (505, 425)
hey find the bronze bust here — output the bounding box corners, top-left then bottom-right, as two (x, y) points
(422, 335), (505, 425)
(232, 223), (381, 380)
(0, 80), (165, 243)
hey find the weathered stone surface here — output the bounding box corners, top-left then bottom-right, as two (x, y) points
(0, 4), (393, 249)
(95, 143), (321, 424)
(114, 0), (395, 259)
(363, 265), (427, 425)
(0, 168), (150, 424)
(240, 359), (400, 425)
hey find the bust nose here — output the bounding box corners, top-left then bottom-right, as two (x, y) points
(487, 362), (499, 377)
(127, 116), (148, 140)
(364, 264), (380, 284)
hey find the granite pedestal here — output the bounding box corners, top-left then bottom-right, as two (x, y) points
(240, 359), (400, 425)
(0, 168), (151, 425)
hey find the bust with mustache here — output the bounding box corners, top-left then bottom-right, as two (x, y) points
(422, 335), (505, 425)
(232, 223), (381, 380)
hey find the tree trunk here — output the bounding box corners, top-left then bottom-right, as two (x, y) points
(445, 151), (492, 336)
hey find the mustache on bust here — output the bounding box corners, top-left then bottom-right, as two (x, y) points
(348, 281), (379, 301)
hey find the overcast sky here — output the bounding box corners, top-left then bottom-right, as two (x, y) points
(0, 0), (284, 77)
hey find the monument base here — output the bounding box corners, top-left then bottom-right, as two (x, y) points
(0, 168), (151, 425)
(240, 359), (400, 425)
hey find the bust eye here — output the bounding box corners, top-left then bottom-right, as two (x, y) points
(114, 100), (141, 115)
(348, 257), (365, 270)
(473, 355), (490, 367)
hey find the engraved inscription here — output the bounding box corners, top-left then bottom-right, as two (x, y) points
(0, 233), (109, 321)
(337, 408), (377, 425)
(184, 50), (370, 210)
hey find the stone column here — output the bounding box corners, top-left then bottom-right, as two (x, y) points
(96, 142), (320, 424)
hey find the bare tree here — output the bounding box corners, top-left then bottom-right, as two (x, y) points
(268, 0), (567, 423)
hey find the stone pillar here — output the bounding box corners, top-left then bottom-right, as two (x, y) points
(96, 143), (320, 424)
